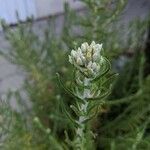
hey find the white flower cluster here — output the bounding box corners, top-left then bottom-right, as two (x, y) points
(69, 41), (103, 77)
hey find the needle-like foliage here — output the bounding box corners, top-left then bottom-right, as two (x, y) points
(0, 0), (150, 149)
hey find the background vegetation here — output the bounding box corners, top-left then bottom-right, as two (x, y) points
(0, 0), (150, 149)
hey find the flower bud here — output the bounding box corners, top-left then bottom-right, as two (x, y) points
(100, 56), (104, 63)
(91, 62), (97, 71)
(69, 41), (103, 78)
(34, 117), (39, 123)
(71, 50), (77, 58)
(96, 44), (102, 51)
(76, 57), (83, 66)
(69, 55), (73, 64)
(87, 68), (94, 76)
(77, 48), (82, 55)
(80, 55), (86, 64)
(86, 52), (92, 61)
(87, 61), (92, 69)
(90, 41), (96, 47)
(93, 52), (100, 61)
(46, 128), (51, 134)
(96, 64), (100, 72)
(81, 42), (88, 53)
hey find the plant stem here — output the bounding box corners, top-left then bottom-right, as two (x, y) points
(75, 78), (90, 150)
(106, 90), (142, 105)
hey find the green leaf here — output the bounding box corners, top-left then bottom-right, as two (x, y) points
(83, 107), (99, 123)
(87, 101), (104, 114)
(86, 86), (112, 101)
(56, 73), (84, 103)
(70, 105), (81, 116)
(92, 57), (111, 82)
(64, 130), (74, 147)
(60, 100), (78, 127)
(101, 73), (119, 86)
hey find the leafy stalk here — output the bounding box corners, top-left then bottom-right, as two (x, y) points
(59, 41), (114, 150)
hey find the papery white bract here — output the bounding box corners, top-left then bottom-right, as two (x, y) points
(69, 41), (103, 78)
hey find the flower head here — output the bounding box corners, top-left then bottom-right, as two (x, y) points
(69, 41), (103, 78)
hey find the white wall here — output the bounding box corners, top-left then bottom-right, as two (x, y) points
(0, 0), (36, 24)
(35, 0), (84, 18)
(0, 0), (84, 25)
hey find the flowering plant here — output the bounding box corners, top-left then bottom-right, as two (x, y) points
(69, 41), (102, 78)
(57, 41), (116, 149)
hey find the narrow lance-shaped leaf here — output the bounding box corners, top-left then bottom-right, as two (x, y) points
(70, 105), (81, 116)
(60, 100), (78, 127)
(83, 106), (99, 123)
(101, 73), (119, 87)
(56, 73), (84, 103)
(86, 85), (112, 101)
(92, 57), (111, 82)
(87, 100), (105, 115)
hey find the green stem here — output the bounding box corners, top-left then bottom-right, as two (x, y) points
(106, 90), (142, 106)
(75, 78), (90, 150)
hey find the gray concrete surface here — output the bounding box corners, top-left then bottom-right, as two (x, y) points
(0, 0), (150, 102)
